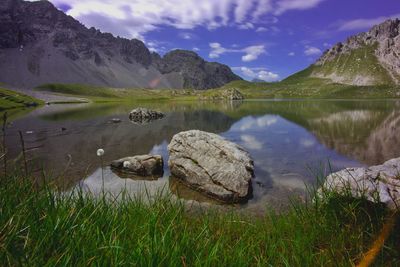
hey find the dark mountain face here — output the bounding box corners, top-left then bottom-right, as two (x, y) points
(0, 0), (241, 89)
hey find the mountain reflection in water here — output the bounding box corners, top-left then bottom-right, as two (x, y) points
(3, 100), (400, 210)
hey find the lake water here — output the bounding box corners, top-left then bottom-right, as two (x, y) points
(3, 99), (400, 211)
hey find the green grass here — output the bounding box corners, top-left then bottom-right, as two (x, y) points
(218, 71), (400, 99)
(35, 83), (200, 102)
(0, 173), (399, 266)
(312, 44), (394, 85)
(0, 87), (44, 111)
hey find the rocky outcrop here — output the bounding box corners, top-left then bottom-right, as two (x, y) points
(168, 130), (254, 203)
(110, 155), (164, 177)
(199, 88), (244, 101)
(321, 157), (400, 210)
(0, 0), (241, 89)
(153, 50), (241, 89)
(313, 19), (400, 85)
(129, 108), (164, 124)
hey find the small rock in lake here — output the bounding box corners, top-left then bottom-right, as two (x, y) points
(256, 181), (265, 188)
(129, 108), (164, 124)
(26, 131), (33, 134)
(111, 154), (164, 177)
(61, 127), (67, 131)
(111, 118), (121, 123)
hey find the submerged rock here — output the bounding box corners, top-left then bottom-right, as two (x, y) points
(168, 130), (254, 203)
(129, 108), (164, 124)
(110, 155), (164, 177)
(111, 118), (121, 123)
(321, 157), (400, 209)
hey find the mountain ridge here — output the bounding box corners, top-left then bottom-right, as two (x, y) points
(0, 0), (241, 90)
(308, 18), (400, 86)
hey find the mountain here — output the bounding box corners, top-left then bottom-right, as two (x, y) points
(302, 19), (400, 86)
(0, 0), (241, 90)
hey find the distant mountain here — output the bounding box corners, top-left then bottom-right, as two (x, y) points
(251, 78), (267, 83)
(0, 0), (241, 90)
(294, 19), (400, 86)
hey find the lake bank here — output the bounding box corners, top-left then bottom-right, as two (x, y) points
(0, 173), (398, 266)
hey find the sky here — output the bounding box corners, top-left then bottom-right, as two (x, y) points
(32, 0), (400, 81)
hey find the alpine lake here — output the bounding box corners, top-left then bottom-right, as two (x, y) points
(4, 99), (400, 213)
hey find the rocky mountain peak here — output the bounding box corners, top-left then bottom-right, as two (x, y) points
(313, 18), (400, 85)
(0, 0), (240, 89)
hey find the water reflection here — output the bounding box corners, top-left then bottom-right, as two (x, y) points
(3, 100), (400, 210)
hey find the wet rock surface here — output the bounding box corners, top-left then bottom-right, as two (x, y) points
(110, 155), (164, 177)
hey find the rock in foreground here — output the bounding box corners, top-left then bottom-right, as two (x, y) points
(129, 108), (164, 124)
(168, 130), (254, 203)
(321, 157), (400, 209)
(111, 155), (164, 177)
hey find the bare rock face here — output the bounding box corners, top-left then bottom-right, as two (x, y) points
(321, 157), (400, 210)
(0, 0), (241, 89)
(110, 155), (164, 177)
(129, 108), (164, 124)
(314, 19), (400, 85)
(168, 130), (254, 203)
(153, 50), (242, 90)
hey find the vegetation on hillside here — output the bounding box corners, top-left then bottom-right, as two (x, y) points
(0, 87), (43, 110)
(311, 44), (394, 85)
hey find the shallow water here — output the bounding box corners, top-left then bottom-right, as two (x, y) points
(3, 99), (400, 211)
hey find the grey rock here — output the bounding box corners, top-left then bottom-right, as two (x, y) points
(129, 108), (164, 124)
(168, 130), (254, 203)
(110, 118), (121, 123)
(110, 154), (164, 177)
(320, 157), (400, 209)
(199, 88), (244, 101)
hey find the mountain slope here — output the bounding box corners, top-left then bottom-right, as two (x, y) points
(0, 0), (241, 90)
(308, 19), (400, 86)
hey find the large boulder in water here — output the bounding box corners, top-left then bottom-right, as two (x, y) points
(129, 108), (164, 124)
(111, 155), (164, 177)
(320, 157), (400, 209)
(168, 130), (254, 203)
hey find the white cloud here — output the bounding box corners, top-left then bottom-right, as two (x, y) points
(232, 114), (278, 131)
(233, 66), (280, 82)
(300, 138), (315, 147)
(179, 32), (195, 40)
(28, 0), (325, 39)
(192, 47), (200, 52)
(240, 135), (263, 150)
(209, 43), (266, 62)
(336, 13), (400, 31)
(242, 45), (266, 62)
(255, 27), (268, 32)
(304, 45), (322, 56)
(288, 52), (295, 56)
(209, 42), (228, 58)
(238, 22), (255, 30)
(275, 0), (326, 15)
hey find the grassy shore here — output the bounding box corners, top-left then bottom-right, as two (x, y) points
(0, 173), (399, 266)
(0, 87), (44, 111)
(34, 78), (400, 103)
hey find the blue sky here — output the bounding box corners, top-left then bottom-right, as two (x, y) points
(35, 0), (400, 81)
